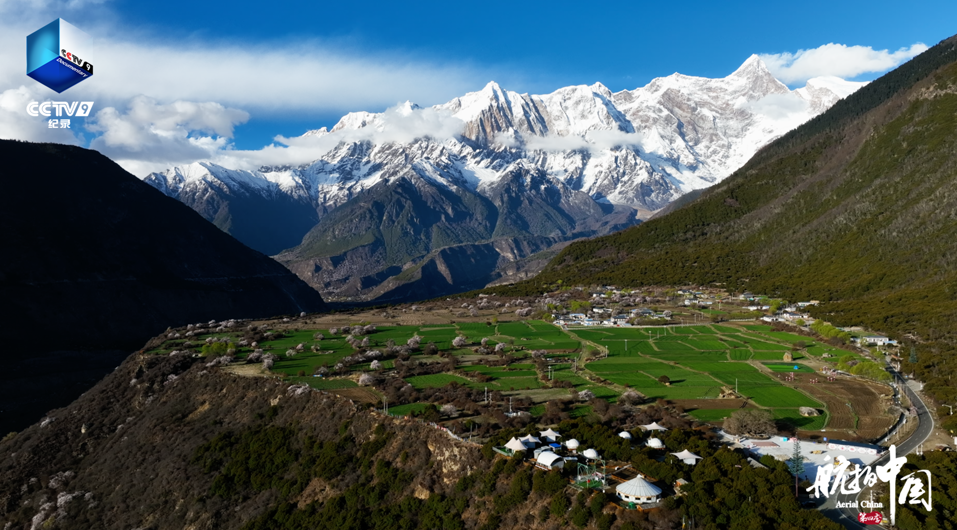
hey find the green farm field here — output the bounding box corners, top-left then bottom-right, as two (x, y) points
(153, 316), (898, 434)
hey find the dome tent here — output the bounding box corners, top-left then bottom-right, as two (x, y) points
(616, 476), (662, 504)
(535, 451), (564, 469)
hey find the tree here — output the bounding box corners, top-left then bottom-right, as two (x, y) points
(910, 346), (918, 364)
(578, 389), (595, 401)
(452, 336), (467, 348)
(723, 409), (776, 436)
(620, 390), (643, 406)
(358, 373), (375, 386)
(787, 438), (805, 498)
(658, 375), (671, 386)
(550, 492), (570, 518)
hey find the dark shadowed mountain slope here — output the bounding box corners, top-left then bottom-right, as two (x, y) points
(498, 35), (957, 404)
(0, 140), (326, 433)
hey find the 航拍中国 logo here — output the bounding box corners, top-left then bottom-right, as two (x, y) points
(27, 18), (94, 93)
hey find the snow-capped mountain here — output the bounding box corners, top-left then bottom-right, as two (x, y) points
(144, 56), (864, 301)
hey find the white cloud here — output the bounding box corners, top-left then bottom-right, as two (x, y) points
(88, 101), (467, 174)
(221, 105), (466, 170)
(0, 0), (497, 153)
(0, 1), (493, 116)
(0, 0), (497, 173)
(741, 92), (810, 120)
(492, 131), (519, 149)
(86, 97), (248, 171)
(760, 43), (928, 85)
(523, 129), (645, 154)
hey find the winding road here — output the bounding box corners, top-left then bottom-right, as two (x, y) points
(819, 369), (935, 529)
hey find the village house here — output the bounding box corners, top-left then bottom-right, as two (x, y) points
(862, 335), (894, 346)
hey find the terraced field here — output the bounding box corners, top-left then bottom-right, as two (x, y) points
(195, 318), (894, 434)
(573, 324), (833, 422)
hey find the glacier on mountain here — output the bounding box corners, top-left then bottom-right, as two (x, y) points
(146, 55), (863, 217)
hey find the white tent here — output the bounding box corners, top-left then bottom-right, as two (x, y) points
(540, 428), (561, 442)
(582, 448), (600, 460)
(646, 438), (664, 448)
(536, 451), (565, 469)
(616, 476), (662, 504)
(504, 437), (527, 454)
(641, 422), (668, 431)
(671, 449), (703, 465)
(565, 438), (580, 451)
(618, 431), (633, 440)
(520, 434), (541, 446)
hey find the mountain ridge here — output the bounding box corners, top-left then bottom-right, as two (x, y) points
(144, 56), (864, 302)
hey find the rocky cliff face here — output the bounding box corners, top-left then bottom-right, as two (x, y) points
(144, 57), (863, 301)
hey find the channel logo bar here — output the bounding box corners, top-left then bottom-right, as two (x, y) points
(27, 19), (94, 93)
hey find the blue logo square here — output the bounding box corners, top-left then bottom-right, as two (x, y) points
(27, 19), (94, 93)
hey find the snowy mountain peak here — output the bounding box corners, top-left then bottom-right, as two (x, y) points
(396, 101), (422, 115)
(589, 82), (613, 97)
(146, 57), (865, 252)
(803, 76), (866, 99)
(330, 111), (379, 132)
(303, 127), (329, 137)
(730, 54), (772, 77)
(482, 80), (503, 92)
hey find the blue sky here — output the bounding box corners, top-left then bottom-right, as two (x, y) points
(1, 0), (955, 172)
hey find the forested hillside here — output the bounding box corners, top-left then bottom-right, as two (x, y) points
(489, 35), (957, 408)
